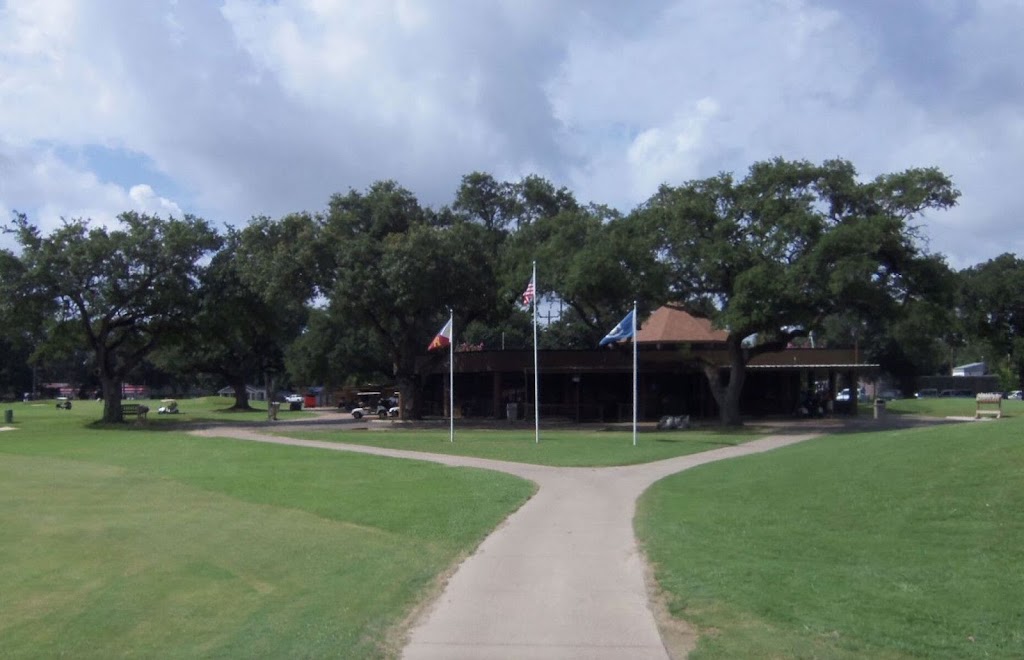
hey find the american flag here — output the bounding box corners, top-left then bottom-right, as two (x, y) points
(521, 277), (535, 307)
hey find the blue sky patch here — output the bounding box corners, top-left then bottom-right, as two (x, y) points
(49, 142), (189, 206)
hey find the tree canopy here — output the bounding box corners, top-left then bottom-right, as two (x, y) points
(319, 181), (502, 417)
(7, 212), (219, 421)
(958, 253), (1024, 388)
(639, 157), (959, 424)
(153, 217), (314, 410)
(2, 158), (984, 425)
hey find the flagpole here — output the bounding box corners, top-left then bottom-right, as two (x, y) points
(632, 300), (638, 447)
(449, 308), (454, 443)
(532, 261), (540, 444)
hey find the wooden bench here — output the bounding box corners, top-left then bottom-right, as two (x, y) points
(975, 393), (1002, 419)
(122, 403), (149, 422)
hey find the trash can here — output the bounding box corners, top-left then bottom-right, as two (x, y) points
(303, 394), (317, 409)
(873, 398), (886, 419)
(505, 402), (518, 422)
(3, 410), (12, 424)
(289, 401), (302, 411)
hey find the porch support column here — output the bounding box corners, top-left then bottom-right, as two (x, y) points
(847, 369), (858, 416)
(492, 372), (503, 420)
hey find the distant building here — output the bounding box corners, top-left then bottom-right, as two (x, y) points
(919, 362), (998, 395)
(40, 382), (76, 398)
(952, 362), (987, 377)
(121, 384), (149, 399)
(217, 385), (267, 401)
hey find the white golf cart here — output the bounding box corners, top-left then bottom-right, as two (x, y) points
(349, 391), (399, 420)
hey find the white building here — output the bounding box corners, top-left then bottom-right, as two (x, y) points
(952, 362), (986, 377)
(217, 385), (267, 401)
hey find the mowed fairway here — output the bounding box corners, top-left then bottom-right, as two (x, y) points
(883, 395), (1024, 419)
(0, 403), (534, 658)
(636, 418), (1024, 659)
(8, 398), (1022, 658)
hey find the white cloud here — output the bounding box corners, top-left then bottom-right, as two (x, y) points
(0, 0), (1021, 269)
(626, 98), (720, 198)
(0, 0), (139, 146)
(0, 143), (185, 251)
(128, 184), (183, 217)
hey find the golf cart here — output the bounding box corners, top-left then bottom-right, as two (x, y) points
(56, 396), (72, 410)
(157, 399), (179, 414)
(349, 391), (398, 420)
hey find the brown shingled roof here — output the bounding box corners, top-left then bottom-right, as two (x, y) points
(635, 305), (728, 343)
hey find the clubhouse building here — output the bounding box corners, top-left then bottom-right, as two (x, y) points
(418, 306), (876, 422)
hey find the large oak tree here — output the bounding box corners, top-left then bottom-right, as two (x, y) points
(502, 203), (665, 347)
(0, 248), (44, 397)
(320, 181), (501, 418)
(958, 253), (1024, 389)
(153, 215), (318, 411)
(7, 212), (219, 422)
(640, 158), (959, 425)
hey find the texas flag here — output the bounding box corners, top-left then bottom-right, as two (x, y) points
(428, 317), (453, 351)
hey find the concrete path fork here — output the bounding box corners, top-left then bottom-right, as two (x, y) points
(191, 427), (820, 659)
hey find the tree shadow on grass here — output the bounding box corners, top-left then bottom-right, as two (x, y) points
(86, 409), (268, 433)
(84, 409), (346, 433)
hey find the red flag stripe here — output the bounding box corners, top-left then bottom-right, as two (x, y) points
(521, 279), (535, 306)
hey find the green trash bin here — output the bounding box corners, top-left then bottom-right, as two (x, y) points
(4, 410), (12, 424)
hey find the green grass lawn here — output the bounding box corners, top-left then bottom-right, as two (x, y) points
(282, 427), (761, 467)
(10, 397), (760, 468)
(881, 396), (1024, 419)
(7, 396), (319, 427)
(637, 417), (1024, 659)
(0, 406), (534, 658)
(9, 396), (1020, 657)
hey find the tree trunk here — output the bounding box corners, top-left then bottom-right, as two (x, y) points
(720, 355), (747, 426)
(264, 372), (275, 421)
(100, 375), (124, 423)
(229, 377), (254, 410)
(702, 339), (748, 426)
(394, 349), (423, 420)
(396, 374), (419, 420)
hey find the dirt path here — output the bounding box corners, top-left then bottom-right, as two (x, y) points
(189, 425), (821, 659)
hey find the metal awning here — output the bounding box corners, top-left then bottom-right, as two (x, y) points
(746, 363), (880, 369)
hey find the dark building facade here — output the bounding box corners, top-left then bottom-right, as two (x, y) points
(418, 307), (876, 422)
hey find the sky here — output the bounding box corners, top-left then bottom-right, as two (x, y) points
(1, 0), (1021, 269)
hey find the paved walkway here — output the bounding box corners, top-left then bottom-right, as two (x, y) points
(186, 422), (887, 658)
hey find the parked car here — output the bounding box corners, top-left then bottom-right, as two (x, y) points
(280, 393), (304, 411)
(915, 388), (939, 398)
(835, 387), (868, 402)
(1007, 390), (1023, 400)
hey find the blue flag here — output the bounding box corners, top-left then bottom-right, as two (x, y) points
(599, 310), (635, 346)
